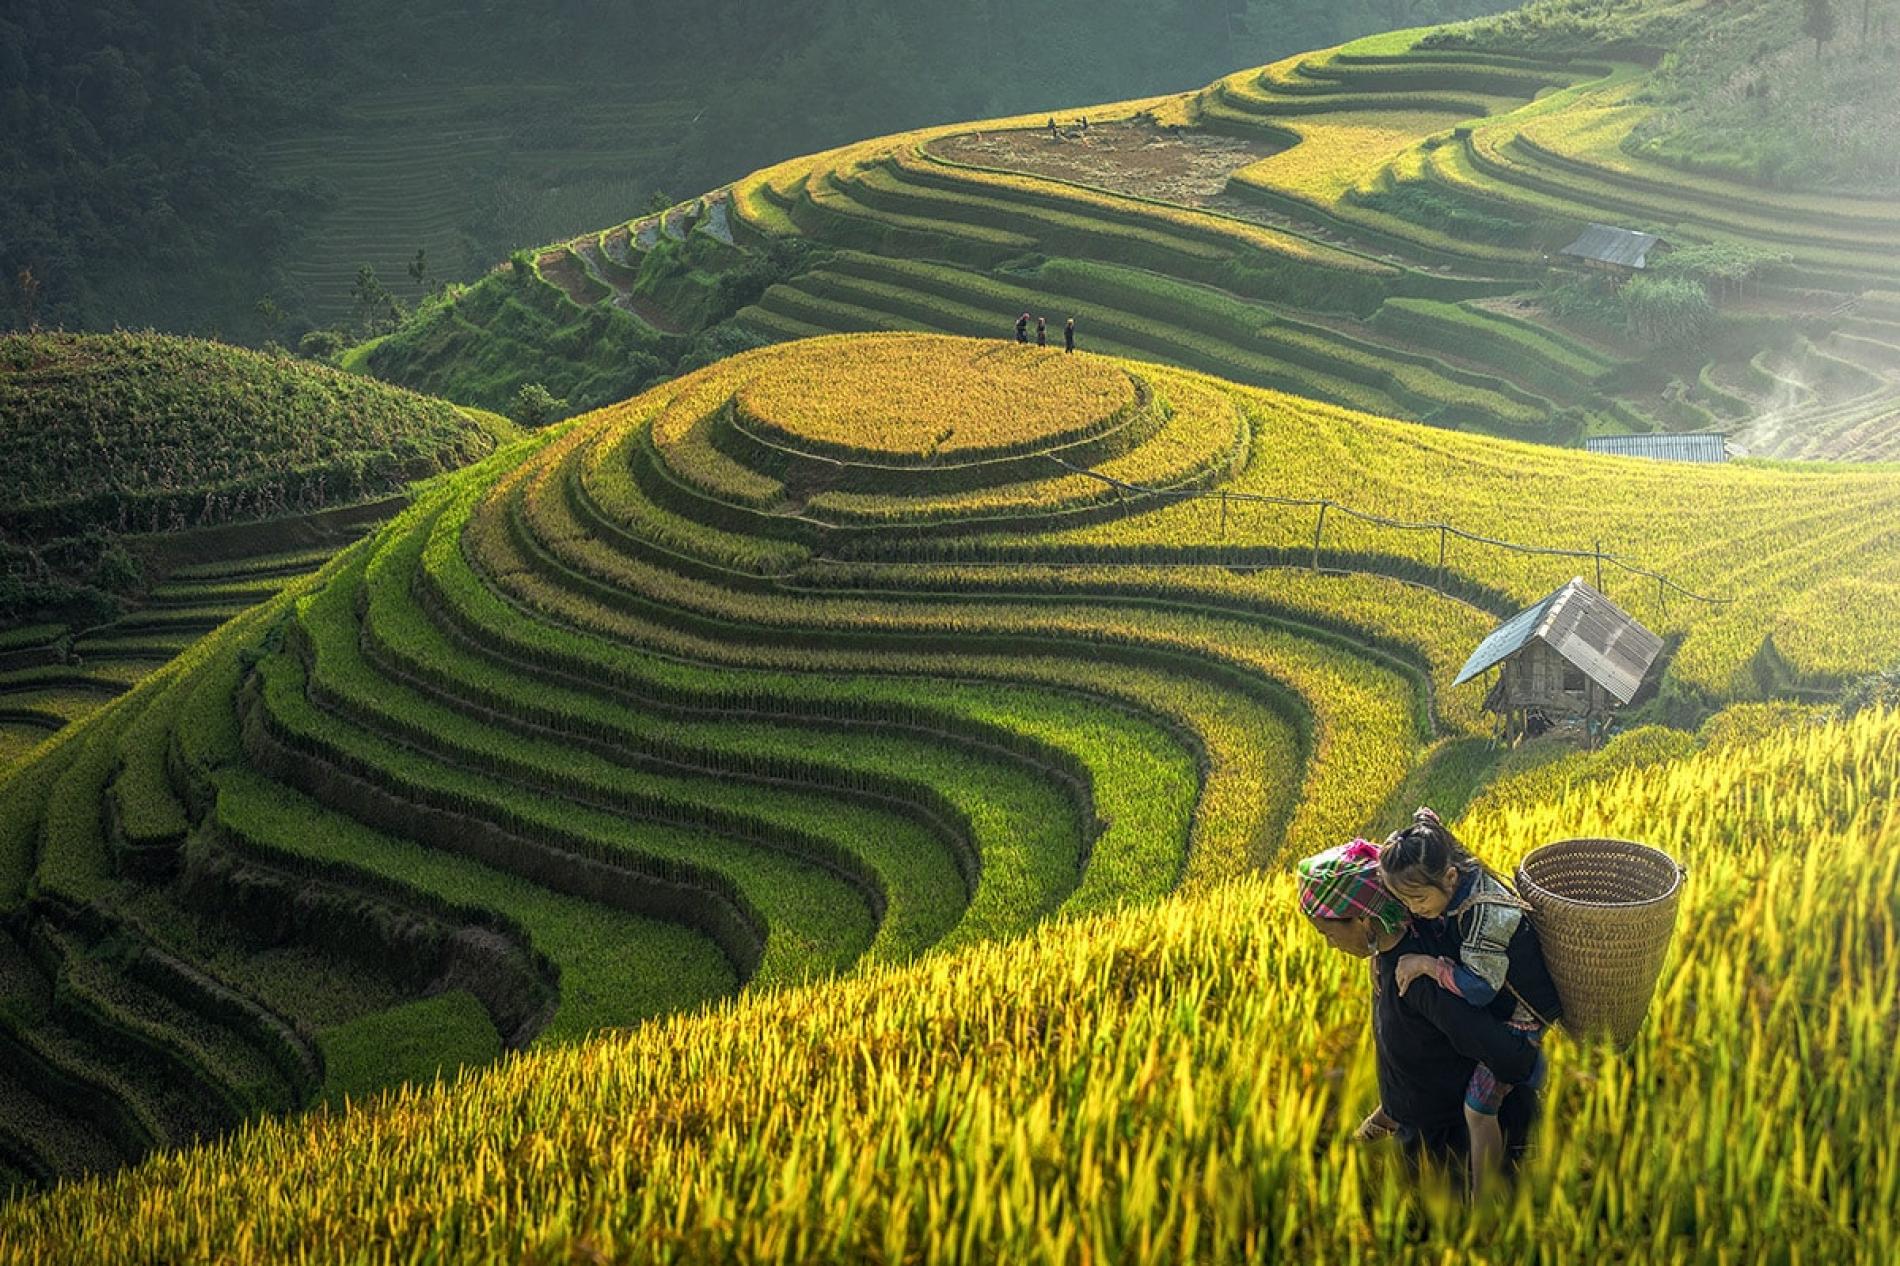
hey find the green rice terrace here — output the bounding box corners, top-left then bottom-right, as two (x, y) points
(0, 332), (512, 775)
(3, 2), (1900, 1259)
(363, 0), (1900, 465)
(0, 329), (1896, 1212)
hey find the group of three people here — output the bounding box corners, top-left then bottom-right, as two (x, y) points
(1016, 311), (1075, 352)
(1297, 808), (1563, 1196)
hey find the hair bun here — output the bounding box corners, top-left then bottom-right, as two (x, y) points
(1412, 806), (1442, 827)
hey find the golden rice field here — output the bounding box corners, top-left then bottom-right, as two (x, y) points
(730, 338), (1137, 463)
(2, 690), (1890, 1263)
(10, 0), (1900, 1251)
(1, 330), (1896, 1264)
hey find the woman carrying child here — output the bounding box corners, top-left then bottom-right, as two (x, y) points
(1377, 807), (1564, 1197)
(1295, 838), (1544, 1185)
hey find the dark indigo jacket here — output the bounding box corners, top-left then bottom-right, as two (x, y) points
(1372, 919), (1541, 1160)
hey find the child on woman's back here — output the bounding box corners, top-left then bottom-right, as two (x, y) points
(1378, 808), (1563, 1196)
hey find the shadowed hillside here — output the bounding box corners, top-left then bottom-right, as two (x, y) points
(0, 0), (1520, 343)
(360, 0), (1900, 465)
(0, 331), (511, 772)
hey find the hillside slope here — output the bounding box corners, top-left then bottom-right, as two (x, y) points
(0, 0), (1520, 342)
(364, 0), (1900, 463)
(0, 334), (1884, 1254)
(0, 332), (510, 772)
(0, 333), (1893, 1204)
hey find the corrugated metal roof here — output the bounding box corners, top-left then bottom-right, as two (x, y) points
(1541, 579), (1664, 704)
(1584, 434), (1729, 463)
(1560, 224), (1662, 269)
(1454, 577), (1664, 704)
(1453, 585), (1571, 687)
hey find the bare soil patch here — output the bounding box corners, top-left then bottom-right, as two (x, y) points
(928, 120), (1286, 208)
(928, 121), (1470, 268)
(601, 224), (636, 267)
(535, 249), (602, 307)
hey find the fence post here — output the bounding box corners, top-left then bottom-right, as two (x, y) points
(1436, 526), (1448, 594)
(1219, 491), (1228, 539)
(1657, 574), (1668, 618)
(1312, 503), (1328, 573)
(1595, 540), (1603, 591)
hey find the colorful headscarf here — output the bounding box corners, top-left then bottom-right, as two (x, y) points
(1296, 839), (1409, 936)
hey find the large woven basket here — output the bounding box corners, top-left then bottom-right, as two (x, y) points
(1514, 838), (1685, 1048)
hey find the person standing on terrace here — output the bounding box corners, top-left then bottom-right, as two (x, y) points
(1037, 316), (1047, 347)
(1017, 312), (1030, 343)
(1065, 317), (1075, 353)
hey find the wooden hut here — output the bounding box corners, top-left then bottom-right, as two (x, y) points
(1454, 577), (1663, 744)
(1557, 224), (1667, 279)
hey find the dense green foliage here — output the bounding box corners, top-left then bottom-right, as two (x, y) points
(0, 333), (490, 537)
(1427, 0), (1900, 189)
(0, 331), (500, 626)
(0, 0), (320, 342)
(1636, 0), (1900, 190)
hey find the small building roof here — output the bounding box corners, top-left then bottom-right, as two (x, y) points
(1560, 224), (1663, 270)
(1454, 577), (1664, 705)
(1584, 433), (1729, 463)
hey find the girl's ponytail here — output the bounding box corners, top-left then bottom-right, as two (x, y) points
(1378, 806), (1471, 886)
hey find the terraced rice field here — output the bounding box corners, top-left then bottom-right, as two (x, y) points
(369, 17), (1900, 459)
(2, 333), (1897, 1260)
(542, 28), (1862, 461)
(0, 550), (343, 779)
(2, 333), (1896, 1203)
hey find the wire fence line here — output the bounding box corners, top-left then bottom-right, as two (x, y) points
(1043, 456), (1736, 612)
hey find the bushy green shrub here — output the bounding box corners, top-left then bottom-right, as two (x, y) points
(297, 330), (348, 359)
(511, 383), (569, 429)
(1622, 275), (1713, 349)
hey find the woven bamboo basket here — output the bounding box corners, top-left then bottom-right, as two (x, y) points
(1514, 838), (1685, 1048)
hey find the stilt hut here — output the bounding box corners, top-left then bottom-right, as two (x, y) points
(1454, 577), (1663, 744)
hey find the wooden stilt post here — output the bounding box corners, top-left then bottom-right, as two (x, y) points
(1658, 574), (1668, 617)
(1312, 503), (1328, 573)
(1595, 540), (1603, 591)
(1219, 491), (1228, 539)
(1436, 525), (1448, 594)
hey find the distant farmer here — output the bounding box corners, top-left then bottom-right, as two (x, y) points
(1079, 116), (1090, 133)
(1064, 317), (1075, 353)
(1016, 312), (1030, 343)
(1037, 316), (1047, 347)
(1047, 116), (1058, 138)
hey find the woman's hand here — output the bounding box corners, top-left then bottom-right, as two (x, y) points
(1394, 953), (1445, 996)
(1353, 1105), (1398, 1143)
